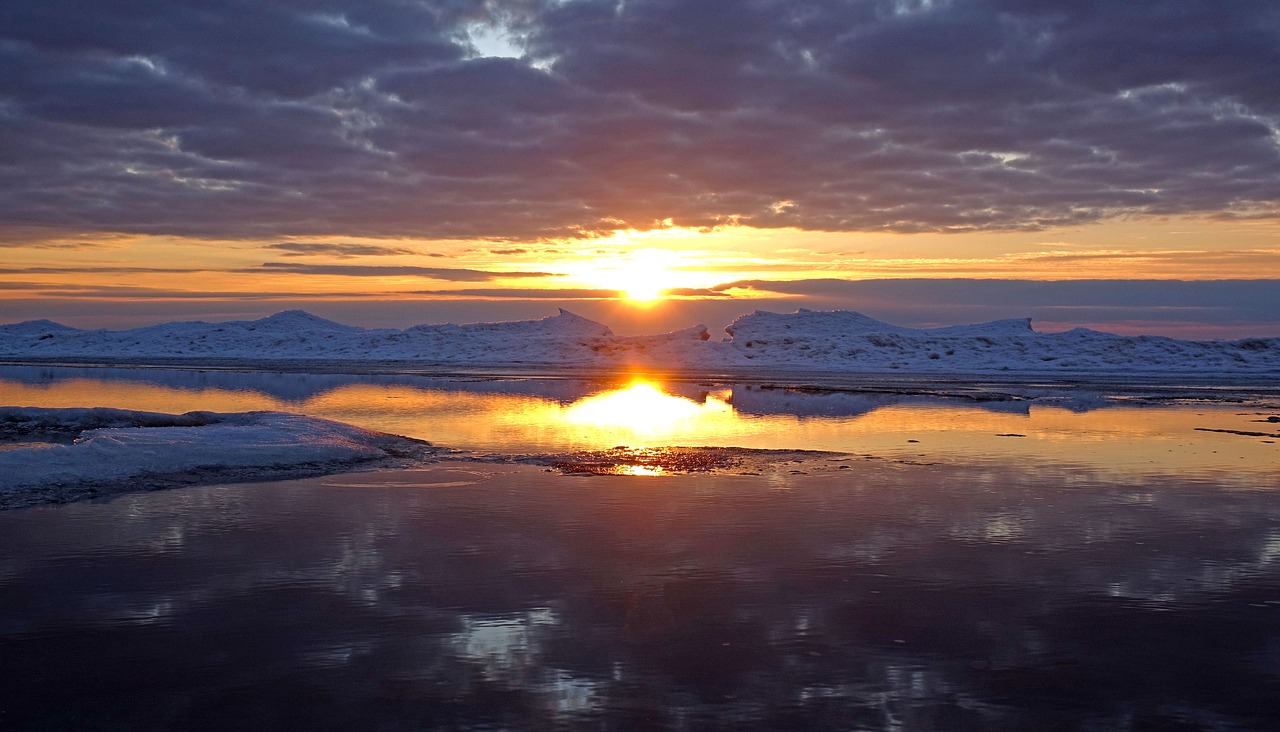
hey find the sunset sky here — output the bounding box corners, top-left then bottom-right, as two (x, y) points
(3, 0), (1279, 337)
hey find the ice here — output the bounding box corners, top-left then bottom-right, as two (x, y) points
(1, 307), (1277, 375)
(0, 408), (436, 508)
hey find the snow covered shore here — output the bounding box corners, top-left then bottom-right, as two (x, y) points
(0, 408), (436, 509)
(1, 308), (1277, 375)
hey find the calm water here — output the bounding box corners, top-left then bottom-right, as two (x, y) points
(1, 364), (1277, 478)
(2, 365), (1279, 729)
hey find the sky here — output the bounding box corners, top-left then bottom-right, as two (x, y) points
(2, 0), (1279, 338)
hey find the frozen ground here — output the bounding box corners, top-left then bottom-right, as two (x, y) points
(0, 408), (438, 509)
(2, 308), (1277, 375)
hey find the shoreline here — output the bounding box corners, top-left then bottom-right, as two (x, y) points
(4, 357), (1279, 402)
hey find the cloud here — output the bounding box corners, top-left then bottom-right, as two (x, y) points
(0, 266), (211, 275)
(0, 240), (106, 250)
(1, 1), (1278, 239)
(408, 287), (621, 299)
(0, 282), (387, 299)
(252, 262), (557, 281)
(665, 287), (731, 298)
(672, 246), (1280, 279)
(263, 241), (424, 258)
(715, 278), (1280, 329)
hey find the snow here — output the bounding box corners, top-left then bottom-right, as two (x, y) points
(0, 408), (435, 509)
(720, 309), (1280, 374)
(1, 307), (1277, 375)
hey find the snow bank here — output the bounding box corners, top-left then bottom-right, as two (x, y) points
(722, 309), (1280, 374)
(0, 408), (434, 508)
(2, 308), (1277, 375)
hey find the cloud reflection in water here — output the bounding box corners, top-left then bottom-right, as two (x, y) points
(2, 462), (1280, 729)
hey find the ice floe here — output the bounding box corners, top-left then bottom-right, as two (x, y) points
(0, 408), (437, 509)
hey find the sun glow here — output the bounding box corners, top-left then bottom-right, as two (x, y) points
(568, 248), (680, 303)
(558, 233), (730, 304)
(561, 381), (719, 442)
(623, 270), (667, 302)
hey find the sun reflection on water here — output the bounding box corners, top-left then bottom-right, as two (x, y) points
(561, 381), (723, 445)
(616, 465), (666, 476)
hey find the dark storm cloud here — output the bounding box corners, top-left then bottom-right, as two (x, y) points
(2, 0), (1278, 239)
(252, 262), (556, 280)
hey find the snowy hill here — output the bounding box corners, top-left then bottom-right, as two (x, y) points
(1, 308), (1277, 376)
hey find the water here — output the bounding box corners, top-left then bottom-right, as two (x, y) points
(1, 364), (1276, 478)
(1, 365), (1279, 729)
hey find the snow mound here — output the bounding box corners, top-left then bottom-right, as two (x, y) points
(0, 319), (80, 340)
(0, 408), (435, 509)
(721, 309), (1280, 374)
(2, 308), (1277, 375)
(253, 309), (362, 333)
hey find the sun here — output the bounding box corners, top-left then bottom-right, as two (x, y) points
(622, 265), (669, 303)
(567, 247), (679, 304)
(557, 230), (742, 305)
(614, 249), (676, 303)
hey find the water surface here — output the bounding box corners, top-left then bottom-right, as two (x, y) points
(2, 365), (1276, 480)
(2, 463), (1278, 730)
(2, 365), (1278, 729)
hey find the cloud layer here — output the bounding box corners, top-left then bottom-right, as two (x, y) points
(3, 0), (1279, 240)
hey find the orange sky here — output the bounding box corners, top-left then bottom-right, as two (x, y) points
(4, 215), (1280, 337)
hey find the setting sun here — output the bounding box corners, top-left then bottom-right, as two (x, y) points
(622, 265), (669, 303)
(556, 234), (742, 306)
(564, 247), (682, 303)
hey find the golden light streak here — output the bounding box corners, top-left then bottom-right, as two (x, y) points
(562, 382), (707, 439)
(616, 465), (667, 476)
